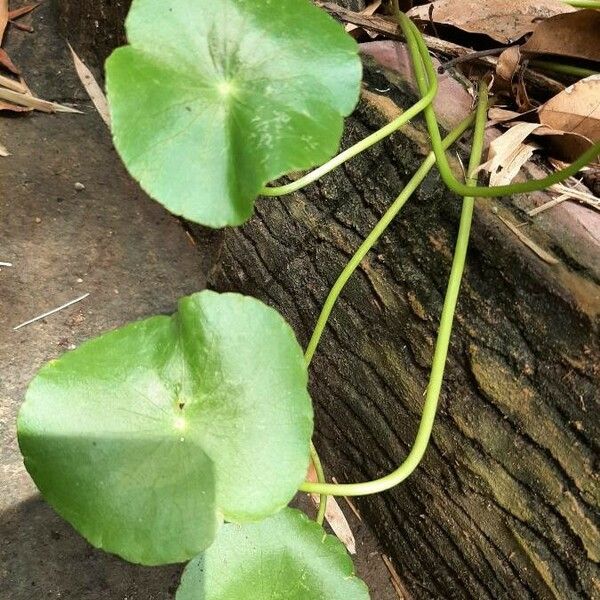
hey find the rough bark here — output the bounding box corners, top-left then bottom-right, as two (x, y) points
(208, 89), (600, 598)
(206, 83), (600, 598)
(60, 1), (600, 598)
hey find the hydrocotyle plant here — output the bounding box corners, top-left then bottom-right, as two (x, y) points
(17, 0), (600, 597)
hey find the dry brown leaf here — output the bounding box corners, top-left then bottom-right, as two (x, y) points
(496, 46), (521, 83)
(539, 75), (600, 143)
(487, 107), (538, 126)
(0, 86), (82, 113)
(407, 0), (574, 44)
(532, 126), (593, 163)
(318, 3), (565, 96)
(494, 45), (533, 111)
(488, 107), (524, 124)
(307, 463), (356, 555)
(0, 99), (31, 112)
(514, 68), (535, 113)
(479, 122), (540, 185)
(68, 43), (110, 127)
(522, 10), (600, 63)
(0, 0), (8, 46)
(0, 48), (20, 74)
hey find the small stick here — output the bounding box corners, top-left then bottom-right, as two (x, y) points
(332, 477), (362, 521)
(527, 194), (568, 216)
(0, 261), (13, 267)
(382, 554), (414, 600)
(13, 293), (90, 331)
(497, 215), (559, 265)
(438, 47), (507, 72)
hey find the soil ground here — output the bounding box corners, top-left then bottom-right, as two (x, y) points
(0, 2), (397, 598)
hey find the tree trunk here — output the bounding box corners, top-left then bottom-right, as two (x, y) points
(206, 69), (600, 600)
(60, 1), (600, 598)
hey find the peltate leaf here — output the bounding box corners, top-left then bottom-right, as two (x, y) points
(18, 291), (313, 565)
(106, 0), (362, 228)
(176, 508), (370, 599)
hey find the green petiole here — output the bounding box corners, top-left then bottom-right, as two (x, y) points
(304, 111), (476, 366)
(260, 54), (438, 197)
(562, 0), (600, 7)
(300, 6), (599, 500)
(299, 78), (489, 498)
(396, 12), (600, 198)
(528, 60), (598, 79)
(304, 112), (476, 509)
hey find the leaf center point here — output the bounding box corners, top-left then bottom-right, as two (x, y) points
(217, 80), (236, 98)
(174, 416), (187, 431)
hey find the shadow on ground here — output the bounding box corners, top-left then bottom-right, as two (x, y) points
(0, 496), (182, 600)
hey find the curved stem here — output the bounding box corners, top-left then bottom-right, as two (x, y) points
(309, 442), (328, 525)
(299, 86), (488, 497)
(260, 61), (438, 197)
(305, 111), (476, 366)
(397, 12), (600, 197)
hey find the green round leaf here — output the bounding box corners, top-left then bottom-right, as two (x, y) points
(105, 0), (361, 228)
(177, 508), (370, 599)
(18, 291), (313, 565)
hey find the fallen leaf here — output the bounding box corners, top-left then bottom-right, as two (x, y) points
(514, 68), (535, 113)
(0, 72), (27, 93)
(522, 10), (600, 63)
(407, 0), (574, 44)
(318, 3), (565, 96)
(539, 75), (600, 142)
(0, 87), (82, 113)
(0, 0), (7, 45)
(532, 125), (593, 163)
(307, 463), (356, 555)
(0, 48), (20, 74)
(8, 3), (41, 20)
(496, 46), (521, 83)
(68, 43), (110, 126)
(479, 122), (541, 185)
(488, 107), (536, 126)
